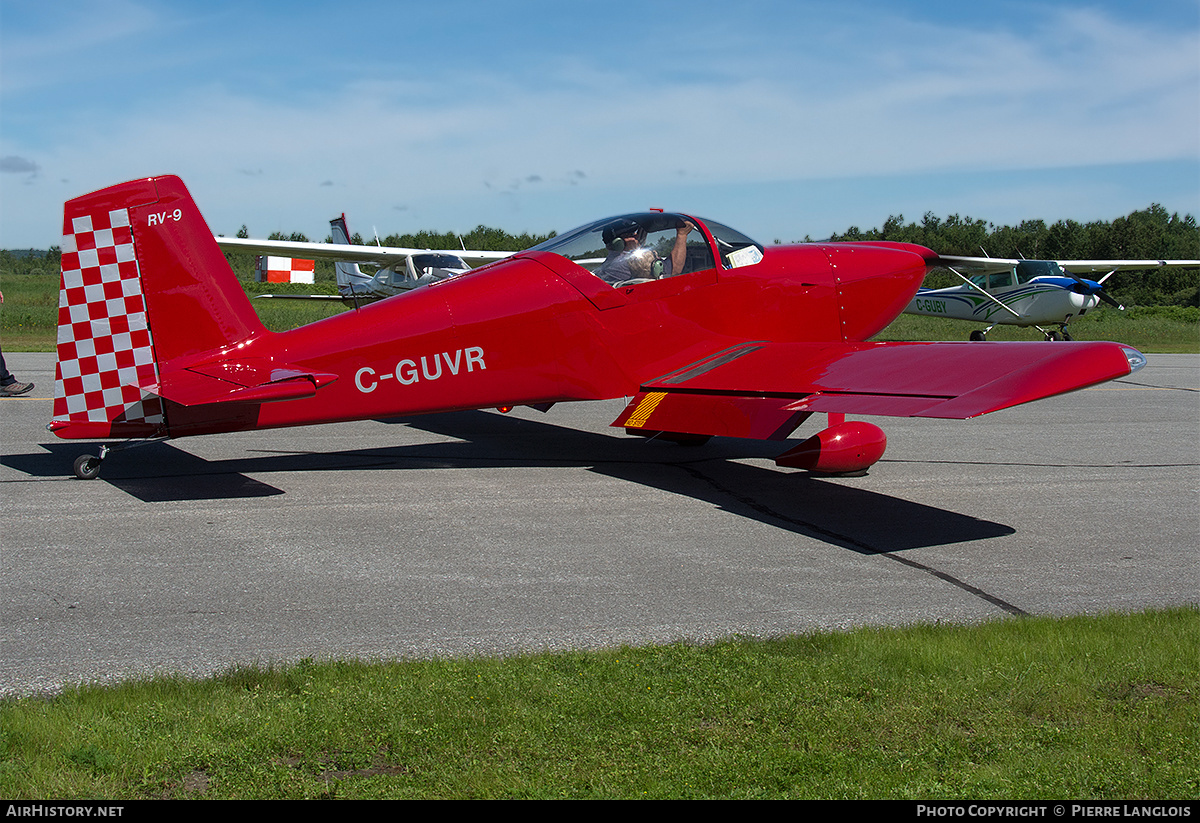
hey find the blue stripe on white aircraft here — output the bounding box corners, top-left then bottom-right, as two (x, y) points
(906, 257), (1200, 340)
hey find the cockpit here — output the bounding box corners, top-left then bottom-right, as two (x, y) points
(525, 213), (764, 288)
(411, 253), (470, 273)
(385, 252), (472, 288)
(967, 260), (1066, 293)
(968, 271), (1015, 291)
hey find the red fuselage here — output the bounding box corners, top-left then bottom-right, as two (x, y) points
(164, 239), (931, 438)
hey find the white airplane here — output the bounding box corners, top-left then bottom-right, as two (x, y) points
(905, 256), (1200, 340)
(216, 215), (514, 302)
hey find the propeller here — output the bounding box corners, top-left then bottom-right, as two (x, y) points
(1065, 273), (1124, 310)
(1096, 288), (1124, 310)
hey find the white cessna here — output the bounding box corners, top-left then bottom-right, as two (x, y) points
(216, 215), (513, 303)
(905, 256), (1200, 340)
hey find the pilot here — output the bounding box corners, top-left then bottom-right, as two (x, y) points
(595, 219), (645, 284)
(595, 218), (696, 285)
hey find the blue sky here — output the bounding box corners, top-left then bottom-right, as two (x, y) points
(2, 0), (1197, 249)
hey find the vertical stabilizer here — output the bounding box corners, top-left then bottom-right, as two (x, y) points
(329, 214), (373, 295)
(51, 176), (266, 439)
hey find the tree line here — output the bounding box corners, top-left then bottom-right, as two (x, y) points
(825, 204), (1199, 306)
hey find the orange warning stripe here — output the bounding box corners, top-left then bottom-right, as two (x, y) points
(624, 391), (667, 428)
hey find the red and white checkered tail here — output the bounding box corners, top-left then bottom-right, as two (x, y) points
(51, 176), (265, 440)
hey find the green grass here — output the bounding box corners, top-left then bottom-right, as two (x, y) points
(1, 608), (1196, 799)
(0, 274), (350, 350)
(0, 273), (61, 351)
(240, 281), (350, 332)
(3, 273), (1196, 352)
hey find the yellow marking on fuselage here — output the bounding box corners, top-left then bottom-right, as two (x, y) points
(625, 391), (667, 428)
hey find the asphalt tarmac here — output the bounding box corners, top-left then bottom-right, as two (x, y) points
(2, 351), (1197, 697)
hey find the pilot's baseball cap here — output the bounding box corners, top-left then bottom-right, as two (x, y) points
(602, 218), (643, 245)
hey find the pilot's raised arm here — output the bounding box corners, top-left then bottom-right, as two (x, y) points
(664, 220), (695, 277)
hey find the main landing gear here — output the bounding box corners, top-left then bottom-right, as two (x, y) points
(968, 325), (1073, 342)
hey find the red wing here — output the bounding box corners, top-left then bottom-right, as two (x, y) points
(614, 340), (1141, 440)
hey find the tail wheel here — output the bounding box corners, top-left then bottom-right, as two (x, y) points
(73, 454), (102, 480)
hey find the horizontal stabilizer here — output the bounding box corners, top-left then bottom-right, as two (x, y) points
(151, 358), (338, 407)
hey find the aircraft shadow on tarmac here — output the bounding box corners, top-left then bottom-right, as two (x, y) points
(8, 442), (286, 501)
(11, 410), (1013, 554)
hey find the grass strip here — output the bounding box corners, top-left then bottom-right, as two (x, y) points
(1, 608), (1196, 799)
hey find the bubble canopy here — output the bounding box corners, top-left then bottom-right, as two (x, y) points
(525, 212), (764, 283)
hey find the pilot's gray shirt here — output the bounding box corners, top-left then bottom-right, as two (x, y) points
(596, 251), (634, 284)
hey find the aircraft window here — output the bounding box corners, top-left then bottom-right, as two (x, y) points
(703, 220), (764, 269)
(1015, 261), (1063, 283)
(527, 213), (715, 287)
(988, 272), (1014, 289)
(406, 252), (470, 284)
(411, 253), (468, 270)
(969, 274), (988, 289)
(526, 221), (611, 271)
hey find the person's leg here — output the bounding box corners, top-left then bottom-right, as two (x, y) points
(0, 350), (34, 395)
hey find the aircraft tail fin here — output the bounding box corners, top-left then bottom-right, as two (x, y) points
(51, 175), (267, 439)
(329, 213), (373, 294)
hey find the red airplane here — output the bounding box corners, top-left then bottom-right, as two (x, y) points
(50, 175), (1146, 480)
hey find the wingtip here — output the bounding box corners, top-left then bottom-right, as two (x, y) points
(1121, 346), (1147, 374)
